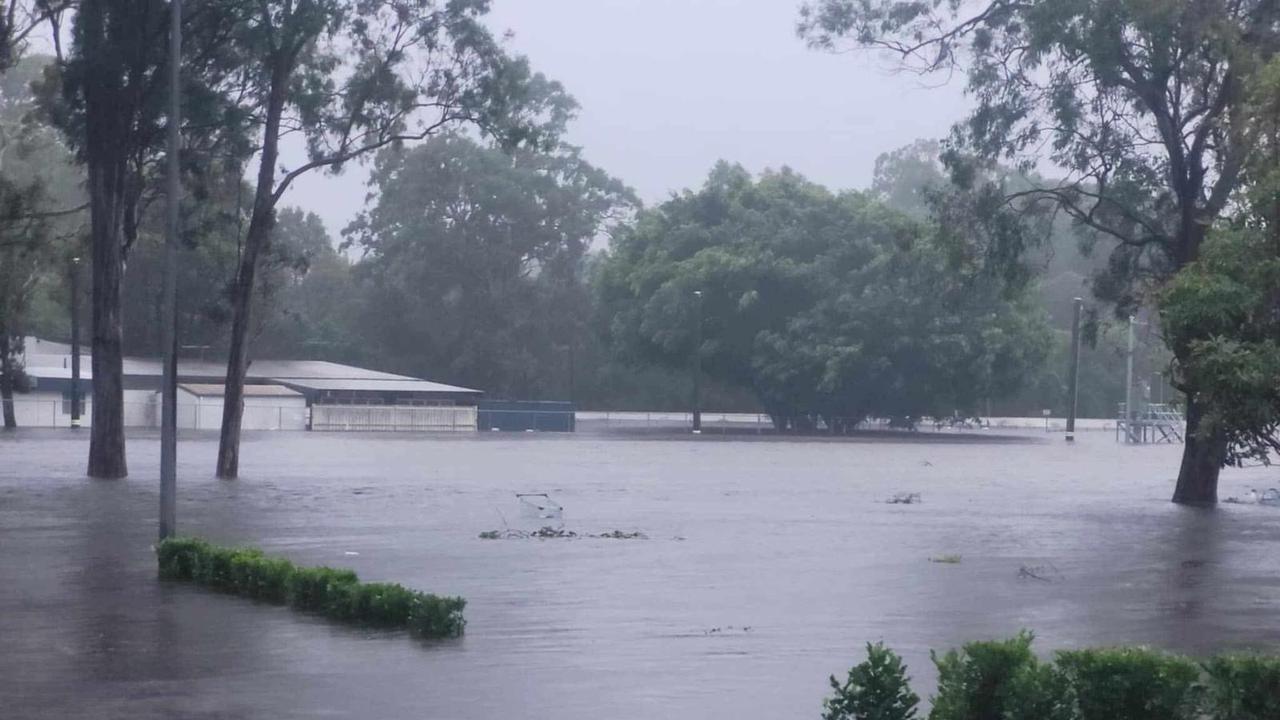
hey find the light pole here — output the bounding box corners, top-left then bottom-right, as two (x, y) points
(691, 290), (703, 434)
(69, 256), (82, 428)
(1066, 297), (1083, 443)
(159, 0), (182, 540)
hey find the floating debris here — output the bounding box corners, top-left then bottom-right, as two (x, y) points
(1225, 488), (1280, 505)
(517, 493), (563, 520)
(1018, 563), (1064, 583)
(929, 554), (962, 564)
(703, 625), (753, 636)
(887, 492), (923, 505)
(478, 526), (647, 540)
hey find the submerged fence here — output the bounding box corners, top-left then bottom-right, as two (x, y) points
(309, 404), (477, 432)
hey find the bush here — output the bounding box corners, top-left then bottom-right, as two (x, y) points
(1055, 647), (1201, 720)
(929, 632), (1038, 720)
(286, 566), (359, 612)
(823, 642), (919, 720)
(155, 537), (465, 638)
(157, 537), (210, 580)
(1203, 655), (1280, 720)
(409, 593), (467, 639)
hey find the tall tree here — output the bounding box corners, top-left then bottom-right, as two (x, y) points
(213, 0), (574, 478)
(0, 56), (85, 429)
(343, 134), (633, 397)
(596, 163), (1048, 430)
(800, 0), (1280, 502)
(47, 0), (245, 477)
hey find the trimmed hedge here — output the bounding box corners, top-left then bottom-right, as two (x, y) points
(825, 634), (1280, 720)
(156, 537), (465, 638)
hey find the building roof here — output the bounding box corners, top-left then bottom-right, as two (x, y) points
(276, 377), (481, 395)
(179, 383), (302, 398)
(20, 339), (481, 397)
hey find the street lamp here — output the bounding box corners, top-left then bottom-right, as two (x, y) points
(691, 290), (703, 434)
(68, 256), (82, 429)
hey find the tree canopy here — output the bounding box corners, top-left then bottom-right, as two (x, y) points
(596, 163), (1050, 429)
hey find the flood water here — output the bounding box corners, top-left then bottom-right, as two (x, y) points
(2, 426), (1279, 719)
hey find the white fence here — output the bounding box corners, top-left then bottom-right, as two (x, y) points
(310, 404), (477, 432)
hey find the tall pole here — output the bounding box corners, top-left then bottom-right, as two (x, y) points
(69, 256), (82, 428)
(691, 290), (703, 434)
(159, 0), (182, 540)
(1124, 314), (1135, 444)
(1066, 297), (1083, 443)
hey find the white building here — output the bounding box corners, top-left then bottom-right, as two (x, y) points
(177, 383), (307, 431)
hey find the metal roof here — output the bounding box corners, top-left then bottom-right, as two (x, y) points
(276, 377), (481, 395)
(179, 383), (302, 398)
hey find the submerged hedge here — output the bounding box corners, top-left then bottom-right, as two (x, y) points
(824, 633), (1280, 720)
(156, 537), (465, 638)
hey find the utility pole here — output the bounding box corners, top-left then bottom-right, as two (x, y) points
(691, 290), (703, 434)
(1124, 314), (1135, 444)
(1066, 297), (1083, 443)
(159, 0), (182, 540)
(69, 256), (82, 428)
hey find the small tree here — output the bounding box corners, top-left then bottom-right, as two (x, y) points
(213, 0), (574, 478)
(823, 642), (920, 720)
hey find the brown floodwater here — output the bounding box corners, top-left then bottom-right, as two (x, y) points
(2, 425), (1278, 719)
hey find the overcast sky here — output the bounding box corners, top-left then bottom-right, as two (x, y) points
(282, 0), (970, 240)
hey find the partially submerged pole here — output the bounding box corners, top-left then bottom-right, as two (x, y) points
(159, 0), (181, 540)
(69, 257), (81, 428)
(1066, 298), (1083, 443)
(1124, 315), (1136, 444)
(691, 290), (703, 434)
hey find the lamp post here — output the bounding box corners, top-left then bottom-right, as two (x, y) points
(69, 256), (82, 428)
(691, 290), (703, 434)
(159, 0), (182, 540)
(1066, 297), (1083, 443)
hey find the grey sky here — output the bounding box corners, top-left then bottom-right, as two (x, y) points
(282, 0), (970, 240)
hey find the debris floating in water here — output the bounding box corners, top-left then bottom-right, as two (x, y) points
(886, 492), (923, 504)
(1224, 488), (1280, 505)
(929, 554), (962, 564)
(517, 493), (563, 520)
(1018, 563), (1064, 583)
(478, 526), (648, 540)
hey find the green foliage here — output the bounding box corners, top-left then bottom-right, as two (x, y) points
(929, 632), (1038, 720)
(825, 636), (1280, 720)
(285, 566), (359, 612)
(823, 642), (920, 720)
(409, 593), (468, 639)
(1161, 229), (1280, 465)
(155, 537), (465, 638)
(597, 163), (1049, 427)
(1055, 647), (1201, 720)
(1203, 655), (1280, 720)
(344, 134), (635, 398)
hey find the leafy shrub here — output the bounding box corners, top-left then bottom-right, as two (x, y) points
(409, 593), (467, 639)
(823, 642), (919, 720)
(157, 537), (210, 580)
(156, 537), (466, 638)
(929, 632), (1038, 720)
(1001, 661), (1075, 720)
(229, 553), (295, 604)
(1203, 654), (1280, 720)
(1055, 647), (1201, 720)
(286, 566), (359, 612)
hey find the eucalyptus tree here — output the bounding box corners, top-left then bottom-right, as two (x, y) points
(213, 0), (575, 478)
(799, 0), (1280, 502)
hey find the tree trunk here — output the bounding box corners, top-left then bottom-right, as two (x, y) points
(86, 156), (128, 478)
(1171, 392), (1224, 505)
(0, 330), (16, 429)
(80, 0), (131, 479)
(216, 69), (287, 479)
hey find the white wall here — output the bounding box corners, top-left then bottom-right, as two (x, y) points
(176, 391), (307, 431)
(310, 404), (477, 432)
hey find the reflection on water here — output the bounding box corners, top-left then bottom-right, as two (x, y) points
(2, 428), (1279, 719)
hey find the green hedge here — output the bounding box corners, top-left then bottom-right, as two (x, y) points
(156, 537), (465, 638)
(824, 634), (1280, 720)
